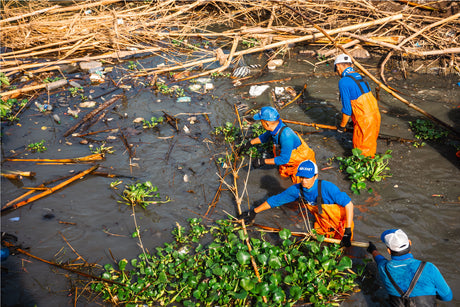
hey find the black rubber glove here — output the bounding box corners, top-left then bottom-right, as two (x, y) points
(340, 227), (352, 247)
(252, 158), (266, 169)
(336, 125), (345, 133)
(237, 209), (257, 224)
(367, 241), (377, 254)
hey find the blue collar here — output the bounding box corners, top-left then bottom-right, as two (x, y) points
(341, 66), (355, 77)
(390, 253), (414, 261)
(270, 120), (284, 136)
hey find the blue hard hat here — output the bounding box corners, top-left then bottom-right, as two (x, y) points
(296, 160), (318, 178)
(1, 247), (9, 261)
(253, 106), (280, 121)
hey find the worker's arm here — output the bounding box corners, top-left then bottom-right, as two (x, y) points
(254, 201), (271, 213)
(344, 201), (354, 228)
(340, 113), (351, 128)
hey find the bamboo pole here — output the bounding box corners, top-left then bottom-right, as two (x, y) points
(136, 13), (404, 77)
(0, 79), (68, 98)
(1, 165), (98, 213)
(254, 224), (369, 248)
(3, 153), (104, 163)
(0, 5), (61, 24)
(275, 1), (460, 137)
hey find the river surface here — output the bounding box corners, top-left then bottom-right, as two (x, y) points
(1, 50), (459, 306)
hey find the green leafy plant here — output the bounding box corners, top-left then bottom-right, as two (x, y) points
(79, 93), (88, 102)
(211, 71), (231, 78)
(43, 76), (61, 83)
(69, 86), (83, 97)
(114, 181), (171, 209)
(128, 61), (138, 70)
(0, 72), (10, 87)
(336, 148), (392, 194)
(91, 218), (356, 306)
(242, 38), (259, 48)
(27, 140), (47, 153)
(155, 82), (173, 95)
(89, 143), (114, 154)
(409, 119), (448, 147)
(142, 116), (164, 129)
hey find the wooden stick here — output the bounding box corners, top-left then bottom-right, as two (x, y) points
(0, 5), (61, 24)
(136, 14), (404, 77)
(283, 119), (337, 130)
(1, 165), (98, 213)
(4, 171), (36, 177)
(253, 224), (369, 248)
(0, 79), (68, 98)
(3, 153), (104, 163)
(63, 95), (122, 137)
(280, 83), (307, 110)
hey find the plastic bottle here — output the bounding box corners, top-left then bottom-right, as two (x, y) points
(53, 114), (61, 124)
(35, 101), (53, 112)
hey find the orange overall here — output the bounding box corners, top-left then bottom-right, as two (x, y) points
(301, 181), (354, 240)
(274, 128), (316, 184)
(348, 75), (381, 157)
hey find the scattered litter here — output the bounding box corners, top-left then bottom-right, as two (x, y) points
(183, 125), (190, 134)
(117, 18), (123, 25)
(65, 141), (72, 146)
(274, 87), (285, 96)
(267, 59), (283, 70)
(205, 83), (214, 90)
(35, 101), (53, 112)
(187, 116), (197, 124)
(79, 101), (97, 108)
(69, 81), (82, 88)
(79, 61), (102, 71)
(249, 85), (270, 97)
(67, 107), (80, 117)
(299, 50), (316, 57)
(80, 139), (89, 145)
(189, 84), (201, 92)
(195, 77), (212, 84)
(53, 114), (61, 124)
(394, 184), (399, 188)
(41, 126), (47, 130)
(9, 217), (20, 222)
(133, 117), (144, 123)
(183, 174), (190, 182)
(232, 64), (261, 78)
(177, 96), (191, 103)
(90, 71), (104, 83)
(107, 136), (117, 140)
(119, 84), (131, 89)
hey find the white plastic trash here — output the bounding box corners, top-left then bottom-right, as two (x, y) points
(177, 97), (191, 103)
(249, 85), (270, 97)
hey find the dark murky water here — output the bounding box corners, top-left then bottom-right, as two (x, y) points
(1, 51), (459, 306)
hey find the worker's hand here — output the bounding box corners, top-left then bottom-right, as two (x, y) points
(367, 241), (377, 254)
(336, 125), (346, 133)
(252, 158), (266, 169)
(340, 227), (352, 247)
(237, 209), (257, 224)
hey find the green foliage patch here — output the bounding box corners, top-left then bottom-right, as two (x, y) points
(336, 148), (392, 194)
(112, 181), (171, 209)
(27, 140), (47, 153)
(91, 218), (356, 306)
(142, 116), (164, 129)
(409, 119), (449, 147)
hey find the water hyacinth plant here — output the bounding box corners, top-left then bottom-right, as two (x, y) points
(91, 218), (357, 306)
(336, 148), (392, 194)
(112, 181), (171, 209)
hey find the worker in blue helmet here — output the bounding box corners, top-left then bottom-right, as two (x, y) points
(239, 160), (354, 246)
(367, 229), (452, 306)
(244, 106), (316, 183)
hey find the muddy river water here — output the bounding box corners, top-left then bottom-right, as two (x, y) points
(1, 52), (459, 306)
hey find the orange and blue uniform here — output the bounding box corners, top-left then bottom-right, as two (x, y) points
(258, 120), (315, 183)
(339, 67), (381, 157)
(266, 179), (353, 239)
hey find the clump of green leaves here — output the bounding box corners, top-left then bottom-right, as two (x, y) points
(0, 72), (10, 87)
(336, 148), (392, 194)
(128, 61), (138, 70)
(113, 181), (171, 209)
(409, 119), (449, 147)
(27, 140), (47, 153)
(211, 71), (231, 78)
(1, 98), (27, 121)
(242, 38), (259, 48)
(91, 218), (356, 306)
(43, 76), (61, 83)
(69, 86), (83, 97)
(89, 143), (114, 154)
(142, 116), (164, 129)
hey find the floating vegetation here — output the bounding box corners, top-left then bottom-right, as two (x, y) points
(409, 119), (449, 147)
(142, 116), (164, 129)
(27, 140), (47, 153)
(336, 148), (392, 194)
(91, 218), (357, 306)
(113, 181), (171, 209)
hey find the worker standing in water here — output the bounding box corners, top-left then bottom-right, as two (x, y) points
(243, 106), (316, 183)
(334, 53), (381, 157)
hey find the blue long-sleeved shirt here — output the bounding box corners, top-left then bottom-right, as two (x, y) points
(266, 179), (351, 208)
(258, 120), (301, 165)
(339, 67), (372, 116)
(375, 253), (452, 301)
